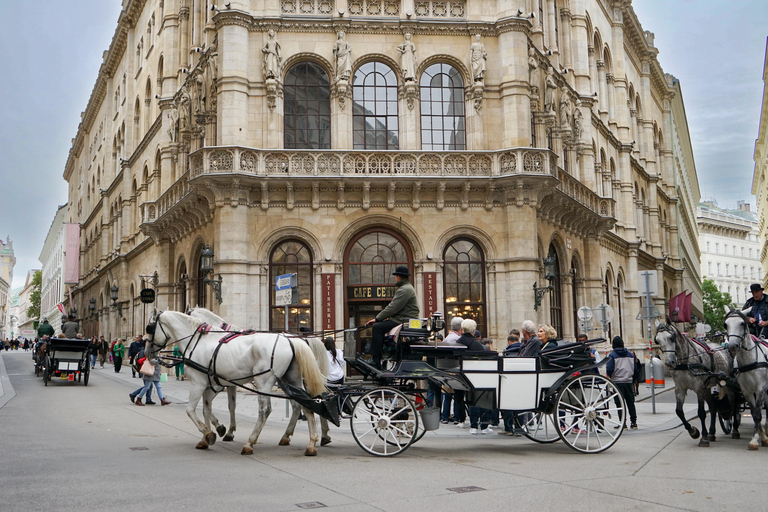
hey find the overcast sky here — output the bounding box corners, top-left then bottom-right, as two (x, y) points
(1, 1), (766, 289)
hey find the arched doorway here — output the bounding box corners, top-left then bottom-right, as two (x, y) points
(345, 228), (412, 355)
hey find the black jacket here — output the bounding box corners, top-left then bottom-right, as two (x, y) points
(743, 295), (768, 336)
(519, 335), (542, 357)
(128, 341), (143, 358)
(457, 333), (486, 351)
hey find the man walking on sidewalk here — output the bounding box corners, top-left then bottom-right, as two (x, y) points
(128, 335), (143, 378)
(606, 336), (637, 430)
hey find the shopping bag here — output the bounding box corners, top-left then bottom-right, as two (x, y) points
(140, 359), (155, 377)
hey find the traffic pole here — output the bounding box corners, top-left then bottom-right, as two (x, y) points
(642, 270), (656, 414)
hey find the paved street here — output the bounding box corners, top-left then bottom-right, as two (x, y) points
(1, 349), (766, 512)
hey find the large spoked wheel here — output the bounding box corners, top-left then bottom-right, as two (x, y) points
(555, 374), (626, 454)
(43, 367), (49, 386)
(83, 365), (90, 386)
(518, 411), (561, 443)
(351, 387), (419, 457)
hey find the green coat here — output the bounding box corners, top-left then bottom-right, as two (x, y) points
(375, 279), (420, 324)
(112, 343), (125, 358)
(37, 322), (54, 338)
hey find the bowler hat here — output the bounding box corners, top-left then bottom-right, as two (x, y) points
(392, 265), (411, 277)
(750, 283), (764, 293)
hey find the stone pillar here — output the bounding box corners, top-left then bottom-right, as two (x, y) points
(217, 22), (250, 146)
(647, 176), (660, 252)
(503, 198), (542, 324)
(618, 146), (636, 239)
(497, 27), (533, 147)
(596, 60), (607, 122)
(606, 73), (616, 127)
(331, 79), (353, 149)
(265, 78), (284, 149)
(214, 204), (250, 327)
(569, 10), (591, 94)
(579, 139), (596, 189)
(179, 6), (190, 70)
(530, 0), (544, 48)
(399, 81), (420, 150)
(588, 47), (598, 99)
(546, 0), (557, 52)
(560, 9), (574, 73)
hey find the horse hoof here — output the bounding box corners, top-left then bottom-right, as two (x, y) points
(304, 448), (318, 457)
(195, 442), (209, 450)
(279, 437), (291, 446)
(748, 443), (759, 451)
(206, 432), (217, 446)
(689, 427), (700, 440)
(223, 434), (235, 442)
(216, 425), (227, 438)
(698, 439), (710, 448)
(241, 446), (253, 455)
(708, 435), (717, 442)
(732, 432), (741, 440)
(321, 437), (332, 446)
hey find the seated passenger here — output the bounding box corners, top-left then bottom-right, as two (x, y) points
(538, 324), (558, 352)
(518, 320), (541, 357)
(457, 319), (486, 351)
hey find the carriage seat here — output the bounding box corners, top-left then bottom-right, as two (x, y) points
(385, 319), (431, 343)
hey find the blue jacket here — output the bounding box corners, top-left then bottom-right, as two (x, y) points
(606, 347), (634, 383)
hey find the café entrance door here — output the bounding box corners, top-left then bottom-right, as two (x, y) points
(345, 229), (412, 357)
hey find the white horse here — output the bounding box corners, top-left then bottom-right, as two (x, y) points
(146, 310), (327, 456)
(187, 307), (334, 447)
(724, 309), (768, 450)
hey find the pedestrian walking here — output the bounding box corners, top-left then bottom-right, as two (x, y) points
(128, 335), (143, 378)
(606, 336), (637, 430)
(97, 336), (108, 368)
(129, 347), (156, 406)
(89, 337), (99, 368)
(112, 339), (125, 373)
(173, 344), (185, 380)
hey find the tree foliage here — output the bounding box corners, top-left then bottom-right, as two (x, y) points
(702, 278), (733, 329)
(26, 270), (42, 321)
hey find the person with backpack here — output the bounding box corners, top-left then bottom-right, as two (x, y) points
(606, 336), (637, 430)
(129, 347), (155, 406)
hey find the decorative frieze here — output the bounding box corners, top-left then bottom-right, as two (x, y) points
(414, 0), (465, 18)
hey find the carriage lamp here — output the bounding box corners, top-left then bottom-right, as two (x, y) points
(89, 298), (96, 318)
(110, 284), (123, 317)
(200, 244), (223, 304)
(533, 255), (557, 311)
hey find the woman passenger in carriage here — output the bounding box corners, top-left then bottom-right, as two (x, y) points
(456, 319), (486, 351)
(538, 325), (558, 351)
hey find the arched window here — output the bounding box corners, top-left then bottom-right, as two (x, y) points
(270, 240), (313, 333)
(352, 62), (399, 149)
(548, 244), (563, 338)
(347, 231), (409, 285)
(284, 62), (331, 149)
(420, 63), (465, 150)
(444, 239), (486, 336)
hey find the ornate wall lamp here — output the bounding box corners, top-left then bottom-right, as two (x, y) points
(110, 284), (123, 317)
(533, 255), (557, 311)
(89, 298), (96, 318)
(200, 245), (223, 304)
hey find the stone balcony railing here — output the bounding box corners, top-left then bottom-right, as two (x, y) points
(141, 147), (615, 224)
(188, 146), (558, 179)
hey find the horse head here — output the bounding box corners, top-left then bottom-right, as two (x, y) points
(723, 309), (750, 352)
(654, 322), (681, 368)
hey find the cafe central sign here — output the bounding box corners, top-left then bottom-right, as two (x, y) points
(348, 285), (396, 300)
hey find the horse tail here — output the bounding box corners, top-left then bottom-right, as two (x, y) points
(307, 337), (329, 380)
(290, 338), (328, 397)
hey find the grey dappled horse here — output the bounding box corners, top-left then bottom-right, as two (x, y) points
(655, 322), (740, 446)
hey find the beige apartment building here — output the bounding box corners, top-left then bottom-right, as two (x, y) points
(754, 37), (768, 289)
(64, 0), (698, 354)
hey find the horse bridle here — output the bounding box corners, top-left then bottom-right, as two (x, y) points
(723, 310), (748, 347)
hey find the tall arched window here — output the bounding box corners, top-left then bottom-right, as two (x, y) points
(420, 63), (465, 150)
(352, 62), (399, 149)
(284, 62), (331, 149)
(548, 244), (563, 338)
(270, 240), (313, 333)
(443, 239), (486, 336)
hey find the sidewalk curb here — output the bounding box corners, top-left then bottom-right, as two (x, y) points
(0, 352), (17, 409)
(636, 384), (675, 402)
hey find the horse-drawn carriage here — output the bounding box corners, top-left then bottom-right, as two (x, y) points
(147, 309), (628, 457)
(38, 338), (91, 386)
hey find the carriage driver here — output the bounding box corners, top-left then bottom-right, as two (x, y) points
(743, 283), (768, 338)
(365, 265), (420, 369)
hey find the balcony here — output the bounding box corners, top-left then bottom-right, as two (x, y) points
(141, 146), (615, 240)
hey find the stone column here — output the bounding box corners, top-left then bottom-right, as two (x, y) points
(498, 27), (534, 147)
(560, 9), (574, 73)
(214, 203), (250, 327)
(217, 21), (250, 146)
(530, 0), (544, 48)
(617, 145), (636, 239)
(331, 79), (353, 149)
(596, 60), (607, 122)
(502, 196), (543, 324)
(179, 6), (190, 71)
(399, 82), (420, 150)
(606, 73), (616, 127)
(647, 176), (660, 253)
(569, 10), (591, 94)
(546, 0), (557, 52)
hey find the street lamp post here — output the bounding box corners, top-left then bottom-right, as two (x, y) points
(200, 244), (223, 304)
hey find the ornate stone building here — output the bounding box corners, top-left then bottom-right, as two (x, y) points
(39, 205), (69, 334)
(63, 0), (696, 354)
(754, 37), (768, 289)
(0, 237), (16, 339)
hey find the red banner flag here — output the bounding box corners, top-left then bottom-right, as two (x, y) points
(669, 291), (685, 323)
(680, 292), (693, 323)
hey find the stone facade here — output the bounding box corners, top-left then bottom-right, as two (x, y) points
(17, 270), (40, 339)
(754, 37), (768, 289)
(63, 0), (698, 356)
(0, 237), (16, 339)
(39, 205), (69, 334)
(698, 203), (761, 307)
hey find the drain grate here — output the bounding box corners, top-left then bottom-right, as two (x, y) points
(447, 486), (485, 493)
(295, 503), (326, 509)
(129, 447), (149, 451)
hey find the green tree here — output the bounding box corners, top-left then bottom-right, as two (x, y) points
(702, 278), (733, 328)
(26, 270), (42, 322)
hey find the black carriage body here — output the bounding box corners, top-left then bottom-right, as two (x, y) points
(43, 338), (91, 385)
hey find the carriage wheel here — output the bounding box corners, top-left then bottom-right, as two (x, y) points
(83, 367), (90, 386)
(35, 362), (40, 377)
(382, 395), (430, 447)
(351, 387), (419, 457)
(555, 374), (625, 454)
(43, 368), (49, 386)
(518, 412), (561, 443)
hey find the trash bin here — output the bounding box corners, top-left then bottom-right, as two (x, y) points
(645, 357), (665, 388)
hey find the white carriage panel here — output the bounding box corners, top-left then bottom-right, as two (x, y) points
(463, 372), (499, 390)
(498, 373), (538, 410)
(537, 371), (566, 393)
(502, 357), (537, 372)
(58, 361), (77, 371)
(461, 360), (498, 372)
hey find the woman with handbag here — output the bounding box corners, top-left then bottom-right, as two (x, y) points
(128, 347), (170, 405)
